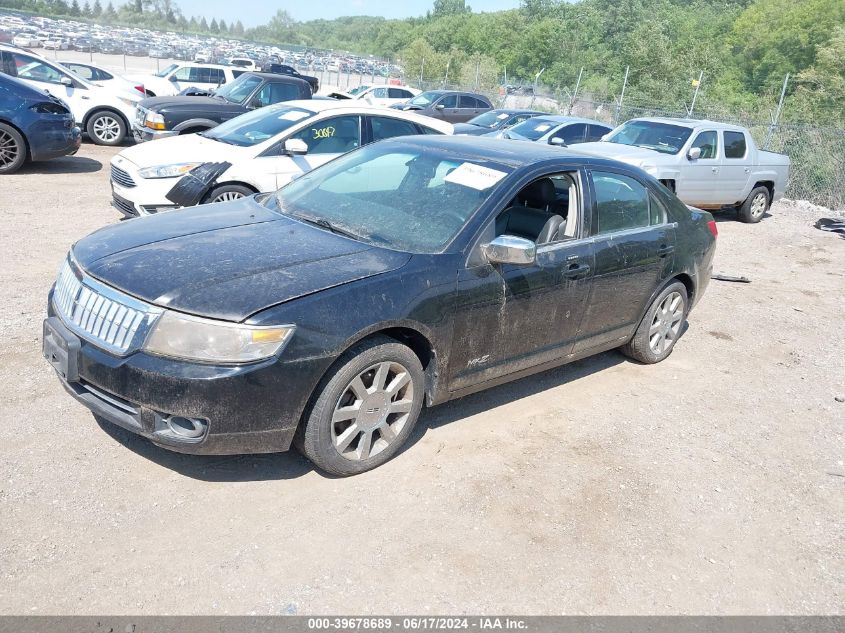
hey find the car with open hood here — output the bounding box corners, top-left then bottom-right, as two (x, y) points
(452, 109), (545, 136)
(110, 99), (452, 217)
(45, 136), (717, 476)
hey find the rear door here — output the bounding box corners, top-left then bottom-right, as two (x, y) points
(677, 129), (721, 206)
(719, 130), (752, 204)
(553, 123), (587, 145)
(587, 123), (612, 142)
(366, 115), (422, 143)
(457, 95), (481, 123)
(573, 170), (676, 353)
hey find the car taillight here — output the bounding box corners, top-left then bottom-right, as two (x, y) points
(707, 220), (718, 238)
(135, 85), (145, 95)
(30, 102), (68, 115)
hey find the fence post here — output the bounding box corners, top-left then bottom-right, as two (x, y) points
(531, 68), (545, 108)
(568, 67), (583, 115)
(615, 65), (629, 125)
(443, 57), (450, 88)
(688, 70), (703, 118)
(764, 73), (790, 150)
(419, 57), (424, 89)
(474, 58), (480, 91)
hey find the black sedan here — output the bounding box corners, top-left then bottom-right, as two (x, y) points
(43, 137), (717, 475)
(452, 109), (544, 136)
(133, 72), (311, 142)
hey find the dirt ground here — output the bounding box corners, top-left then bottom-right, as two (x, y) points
(0, 143), (842, 615)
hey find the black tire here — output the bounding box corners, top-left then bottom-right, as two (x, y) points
(203, 183), (256, 204)
(85, 110), (127, 146)
(737, 186), (770, 224)
(621, 281), (688, 364)
(0, 123), (27, 174)
(297, 335), (425, 476)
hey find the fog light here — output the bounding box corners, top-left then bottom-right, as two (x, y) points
(153, 413), (208, 442)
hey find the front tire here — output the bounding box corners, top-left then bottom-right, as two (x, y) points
(0, 123), (26, 174)
(297, 335), (425, 476)
(621, 281), (688, 364)
(738, 186), (769, 223)
(86, 110), (127, 146)
(203, 183), (255, 204)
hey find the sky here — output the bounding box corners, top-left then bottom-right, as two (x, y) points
(175, 0), (523, 28)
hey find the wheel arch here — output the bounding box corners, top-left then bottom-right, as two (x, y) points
(751, 180), (774, 201)
(173, 119), (218, 134)
(0, 118), (31, 160)
(202, 180), (260, 203)
(82, 106), (130, 132)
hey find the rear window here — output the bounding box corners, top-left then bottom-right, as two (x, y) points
(724, 131), (747, 159)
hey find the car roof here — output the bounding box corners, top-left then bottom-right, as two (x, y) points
(630, 116), (747, 132)
(525, 114), (612, 127)
(377, 135), (638, 170)
(242, 71), (309, 84)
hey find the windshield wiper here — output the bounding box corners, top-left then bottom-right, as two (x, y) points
(291, 213), (363, 241)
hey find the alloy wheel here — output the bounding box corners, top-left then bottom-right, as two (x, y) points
(648, 291), (684, 355)
(213, 191), (246, 203)
(331, 361), (414, 461)
(0, 130), (21, 168)
(92, 115), (121, 143)
(750, 192), (767, 219)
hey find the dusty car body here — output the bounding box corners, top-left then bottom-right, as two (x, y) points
(44, 136), (717, 475)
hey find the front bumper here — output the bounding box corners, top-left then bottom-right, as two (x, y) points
(131, 123), (178, 143)
(43, 304), (315, 455)
(110, 158), (181, 218)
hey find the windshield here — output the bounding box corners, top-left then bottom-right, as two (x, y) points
(212, 73), (262, 103)
(155, 63), (178, 78)
(507, 117), (560, 141)
(267, 143), (512, 253)
(347, 85), (370, 96)
(407, 91), (440, 107)
(202, 105), (315, 147)
(606, 121), (693, 154)
(468, 111), (512, 128)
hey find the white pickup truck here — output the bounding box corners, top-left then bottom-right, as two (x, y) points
(577, 117), (790, 223)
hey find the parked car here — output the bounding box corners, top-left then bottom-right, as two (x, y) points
(0, 44), (141, 145)
(453, 109), (544, 136)
(42, 37), (70, 51)
(128, 63), (243, 97)
(132, 71), (312, 142)
(60, 60), (145, 96)
(110, 100), (452, 217)
(260, 63), (319, 93)
(12, 34), (40, 48)
(329, 84), (419, 108)
(575, 117), (791, 223)
(45, 136), (717, 475)
(391, 90), (493, 123)
(493, 115), (613, 146)
(0, 72), (81, 174)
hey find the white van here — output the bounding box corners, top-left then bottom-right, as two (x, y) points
(0, 44), (141, 145)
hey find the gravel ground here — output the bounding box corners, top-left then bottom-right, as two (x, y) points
(0, 143), (843, 615)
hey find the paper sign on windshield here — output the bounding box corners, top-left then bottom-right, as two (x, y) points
(444, 162), (508, 191)
(496, 113), (509, 120)
(534, 124), (552, 132)
(279, 110), (309, 121)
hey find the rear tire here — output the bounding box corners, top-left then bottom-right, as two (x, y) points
(738, 186), (769, 223)
(621, 281), (688, 364)
(203, 183), (255, 204)
(296, 335), (425, 476)
(0, 123), (26, 174)
(86, 110), (127, 146)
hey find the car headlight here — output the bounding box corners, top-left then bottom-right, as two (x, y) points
(138, 162), (201, 179)
(144, 311), (295, 364)
(144, 110), (166, 130)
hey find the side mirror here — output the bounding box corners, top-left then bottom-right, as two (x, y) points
(284, 138), (308, 155)
(435, 104), (445, 110)
(60, 76), (73, 87)
(168, 75), (178, 82)
(549, 136), (566, 146)
(483, 235), (537, 266)
(687, 147), (702, 160)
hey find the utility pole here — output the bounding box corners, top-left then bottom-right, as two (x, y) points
(615, 65), (629, 125)
(764, 73), (790, 150)
(568, 67), (583, 114)
(688, 70), (703, 118)
(443, 57), (451, 88)
(475, 58), (480, 91)
(531, 68), (545, 108)
(419, 57), (424, 89)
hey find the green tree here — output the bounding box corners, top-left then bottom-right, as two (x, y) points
(218, 18), (227, 33)
(82, 0), (91, 16)
(103, 1), (116, 18)
(233, 20), (244, 36)
(68, 0), (80, 15)
(91, 0), (102, 16)
(431, 0), (470, 17)
(209, 17), (218, 32)
(199, 16), (208, 31)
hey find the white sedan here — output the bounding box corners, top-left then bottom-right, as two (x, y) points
(328, 84), (419, 108)
(60, 60), (146, 97)
(109, 100), (453, 217)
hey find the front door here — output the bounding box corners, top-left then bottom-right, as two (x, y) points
(676, 129), (720, 206)
(573, 170), (676, 353)
(432, 94), (459, 121)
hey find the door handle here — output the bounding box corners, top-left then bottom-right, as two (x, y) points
(744, 167), (751, 173)
(657, 244), (675, 257)
(563, 262), (591, 279)
(711, 167), (718, 173)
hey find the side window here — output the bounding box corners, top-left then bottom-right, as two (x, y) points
(67, 63), (94, 80)
(232, 70), (245, 78)
(389, 88), (411, 99)
(371, 87), (388, 98)
(172, 66), (192, 81)
(691, 130), (718, 159)
(592, 171), (651, 235)
(724, 131), (747, 159)
(96, 68), (114, 81)
(208, 68), (225, 85)
(459, 95), (477, 109)
(648, 191), (667, 226)
(370, 116), (419, 142)
(437, 94), (458, 108)
(254, 82), (300, 107)
(509, 115), (532, 126)
(558, 123), (586, 145)
(290, 115), (361, 155)
(9, 52), (66, 84)
(587, 124), (611, 142)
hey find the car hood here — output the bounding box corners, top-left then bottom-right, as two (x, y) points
(139, 95), (245, 114)
(576, 142), (675, 164)
(115, 134), (249, 170)
(72, 197), (411, 322)
(452, 123), (488, 135)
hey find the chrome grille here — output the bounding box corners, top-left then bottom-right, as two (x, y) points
(53, 259), (160, 355)
(110, 164), (136, 188)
